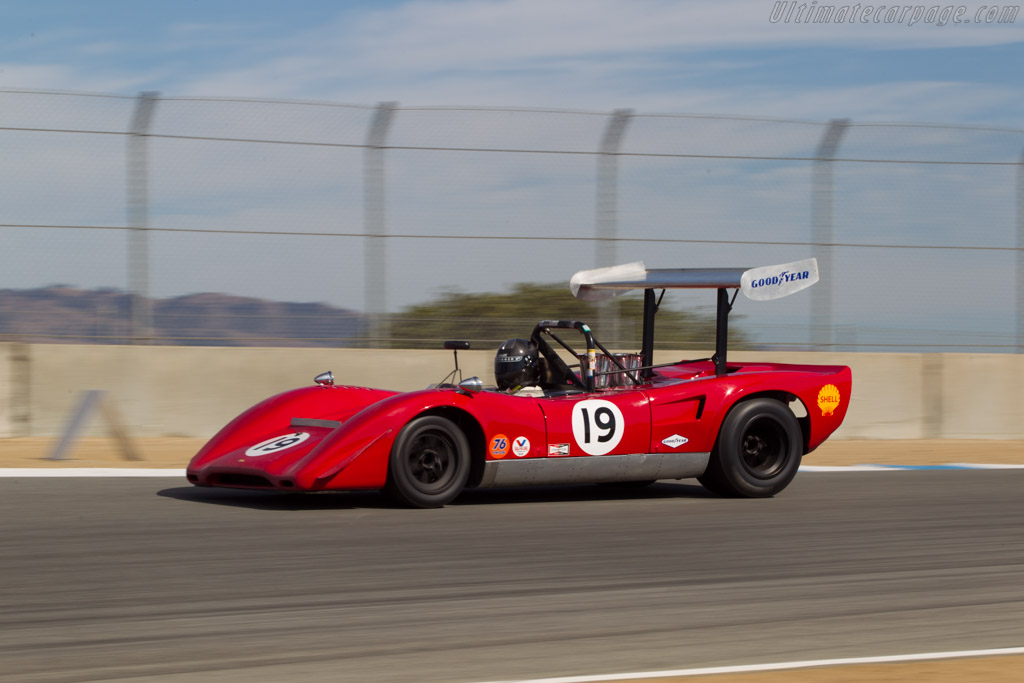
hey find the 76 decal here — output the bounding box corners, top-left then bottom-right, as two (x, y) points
(570, 399), (624, 455)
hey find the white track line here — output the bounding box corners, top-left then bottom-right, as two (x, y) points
(478, 646), (1024, 683)
(801, 464), (1024, 471)
(800, 465), (897, 471)
(0, 468), (184, 477)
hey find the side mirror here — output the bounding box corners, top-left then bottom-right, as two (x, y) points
(314, 371), (334, 387)
(457, 376), (483, 396)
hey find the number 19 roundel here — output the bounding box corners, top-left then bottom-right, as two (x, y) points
(571, 399), (624, 455)
(245, 432), (310, 457)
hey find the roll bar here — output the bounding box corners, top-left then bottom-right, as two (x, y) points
(531, 320), (640, 391)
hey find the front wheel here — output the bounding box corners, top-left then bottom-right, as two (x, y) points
(385, 416), (471, 508)
(698, 398), (802, 498)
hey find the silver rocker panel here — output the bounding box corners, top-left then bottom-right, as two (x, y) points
(477, 452), (710, 488)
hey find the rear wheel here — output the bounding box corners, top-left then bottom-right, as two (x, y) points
(385, 416), (470, 508)
(698, 398), (802, 498)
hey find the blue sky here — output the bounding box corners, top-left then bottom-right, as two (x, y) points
(1, 1), (1023, 348)
(1, 0), (1022, 123)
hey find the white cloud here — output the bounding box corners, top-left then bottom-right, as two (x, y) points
(0, 62), (152, 94)
(4, 1), (1023, 121)
(649, 81), (1024, 124)
(0, 64), (80, 89)
(156, 0), (1024, 123)
(332, 0), (1024, 69)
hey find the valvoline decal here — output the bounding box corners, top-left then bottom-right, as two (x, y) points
(511, 436), (531, 457)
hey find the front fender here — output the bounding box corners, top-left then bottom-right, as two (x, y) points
(289, 389), (479, 490)
(189, 385), (398, 471)
(294, 388), (548, 490)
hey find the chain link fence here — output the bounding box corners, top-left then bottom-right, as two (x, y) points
(1, 89), (1022, 352)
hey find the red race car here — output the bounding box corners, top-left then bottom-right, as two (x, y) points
(187, 259), (851, 506)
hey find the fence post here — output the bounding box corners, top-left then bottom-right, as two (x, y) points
(596, 109), (633, 348)
(8, 343), (30, 437)
(811, 118), (849, 350)
(127, 92), (159, 344)
(364, 102), (397, 348)
(1017, 148), (1023, 353)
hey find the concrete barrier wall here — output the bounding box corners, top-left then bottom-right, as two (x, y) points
(1, 343), (1020, 439)
(0, 344), (9, 438)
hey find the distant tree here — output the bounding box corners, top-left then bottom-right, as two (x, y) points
(388, 283), (745, 350)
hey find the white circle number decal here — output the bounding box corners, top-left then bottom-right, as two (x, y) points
(571, 399), (624, 455)
(245, 432), (310, 457)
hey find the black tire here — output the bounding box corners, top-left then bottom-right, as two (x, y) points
(385, 416), (471, 508)
(695, 467), (734, 497)
(698, 398), (802, 498)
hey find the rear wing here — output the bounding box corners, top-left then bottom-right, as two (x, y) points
(570, 259), (818, 302)
(569, 259), (819, 377)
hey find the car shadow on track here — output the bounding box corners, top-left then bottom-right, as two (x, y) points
(453, 482), (713, 506)
(157, 487), (393, 510)
(158, 481), (714, 511)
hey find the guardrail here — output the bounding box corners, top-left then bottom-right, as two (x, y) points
(1, 343), (1019, 440)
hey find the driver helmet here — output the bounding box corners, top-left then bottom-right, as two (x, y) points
(494, 338), (540, 390)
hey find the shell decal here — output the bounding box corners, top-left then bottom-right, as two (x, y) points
(817, 384), (841, 416)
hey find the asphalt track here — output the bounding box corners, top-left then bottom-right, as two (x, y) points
(2, 471), (1023, 683)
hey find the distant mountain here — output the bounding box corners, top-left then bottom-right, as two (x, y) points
(0, 287), (365, 346)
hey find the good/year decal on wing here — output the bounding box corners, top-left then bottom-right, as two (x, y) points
(571, 399), (625, 455)
(245, 432), (310, 457)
